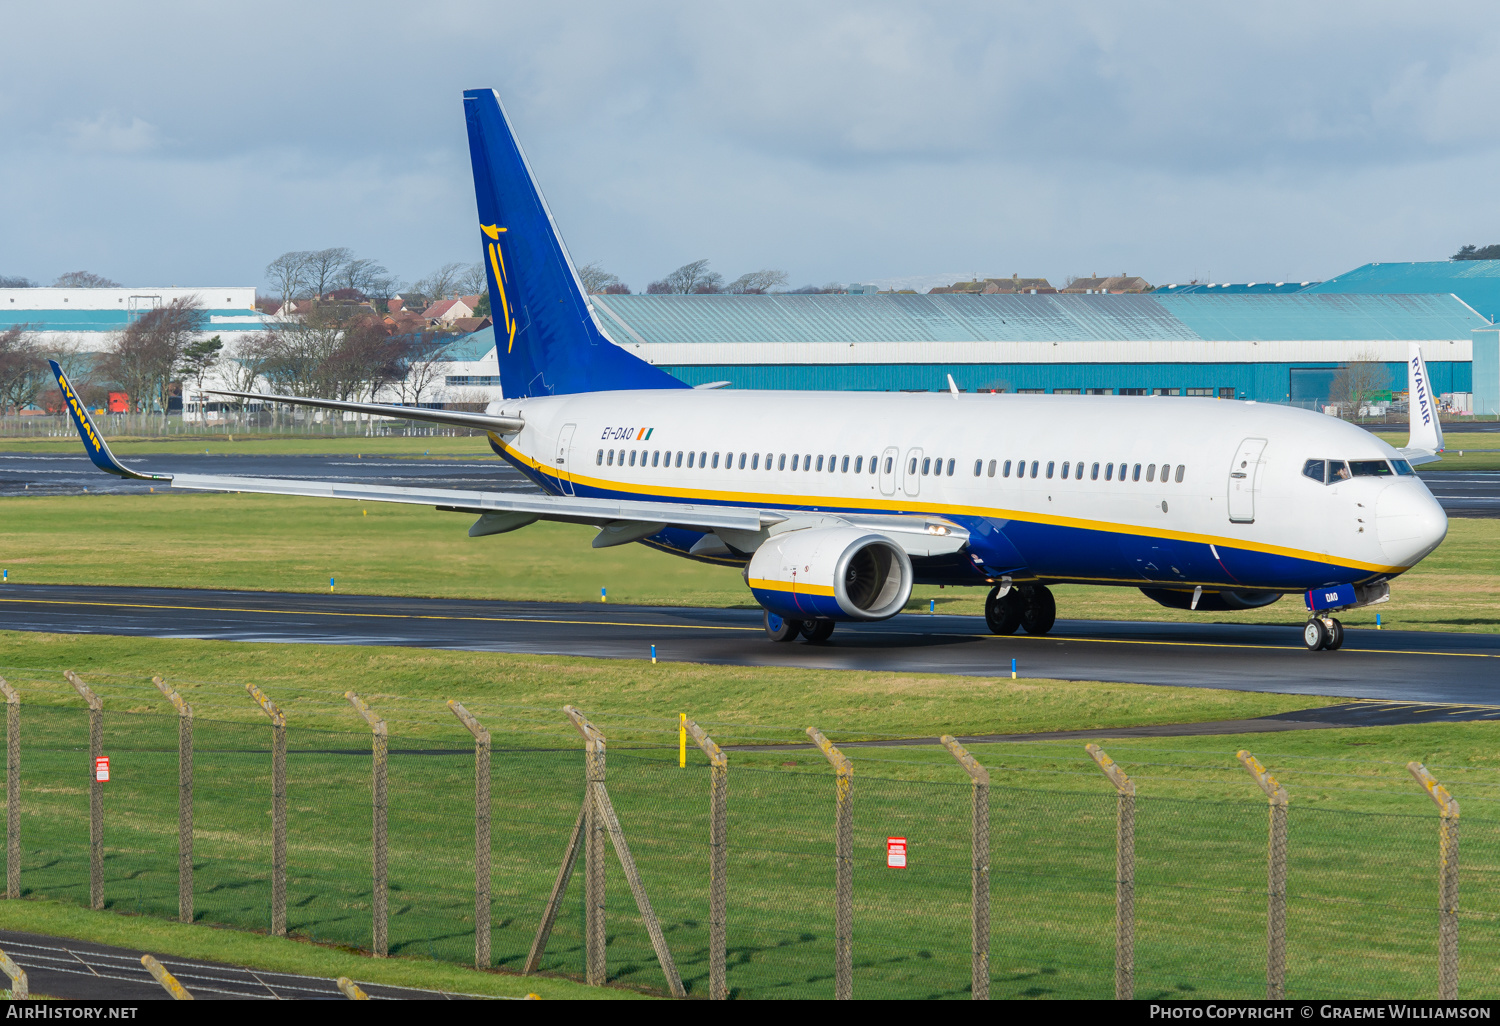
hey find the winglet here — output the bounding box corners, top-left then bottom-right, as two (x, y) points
(1404, 342), (1444, 458)
(49, 360), (172, 482)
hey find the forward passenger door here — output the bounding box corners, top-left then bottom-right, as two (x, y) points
(1227, 437), (1266, 523)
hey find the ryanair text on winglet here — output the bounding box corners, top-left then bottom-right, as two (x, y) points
(59, 372), (103, 452)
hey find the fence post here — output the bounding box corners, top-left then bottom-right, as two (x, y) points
(346, 692), (387, 957)
(152, 678), (193, 924)
(447, 701), (491, 970)
(0, 947), (28, 998)
(941, 735), (990, 1000)
(140, 954), (193, 1000)
(245, 684), (286, 936)
(1236, 750), (1289, 999)
(0, 680), (17, 901)
(65, 671), (104, 910)
(565, 705), (607, 986)
(1086, 743), (1135, 1001)
(684, 719), (728, 1000)
(807, 726), (854, 1001)
(1409, 762), (1460, 999)
(564, 705), (685, 997)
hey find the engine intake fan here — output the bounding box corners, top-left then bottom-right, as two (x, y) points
(746, 527), (913, 622)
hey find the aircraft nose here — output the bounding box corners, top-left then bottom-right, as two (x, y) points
(1375, 479), (1448, 566)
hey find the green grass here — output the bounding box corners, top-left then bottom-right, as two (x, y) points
(0, 434), (492, 458)
(3, 631), (1500, 999)
(0, 898), (632, 1000)
(2, 491), (1496, 632)
(0, 630), (1329, 738)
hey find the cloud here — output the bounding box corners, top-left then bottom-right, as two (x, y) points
(63, 113), (160, 155)
(3, 1), (1500, 290)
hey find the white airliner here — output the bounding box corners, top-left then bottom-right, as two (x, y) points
(51, 88), (1449, 653)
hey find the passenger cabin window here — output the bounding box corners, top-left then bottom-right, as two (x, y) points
(946, 458), (955, 476)
(1132, 463), (1141, 481)
(855, 456), (863, 473)
(1030, 460), (1039, 478)
(712, 453), (720, 468)
(1061, 462), (1069, 479)
(1003, 460), (1011, 477)
(1105, 463), (1113, 481)
(1046, 461), (1055, 479)
(841, 456), (850, 472)
(1091, 462), (1100, 480)
(974, 459), (982, 477)
(1175, 465), (1185, 483)
(596, 449), (604, 465)
(987, 459), (996, 477)
(1145, 464), (1154, 482)
(922, 457), (931, 475)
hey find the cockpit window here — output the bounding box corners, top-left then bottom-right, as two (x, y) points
(1350, 460), (1394, 478)
(1302, 459), (1325, 483)
(1392, 459), (1415, 476)
(1328, 461), (1350, 483)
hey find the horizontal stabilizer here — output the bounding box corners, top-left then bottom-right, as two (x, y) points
(207, 390), (524, 434)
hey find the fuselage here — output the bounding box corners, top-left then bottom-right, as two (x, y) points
(483, 390), (1448, 595)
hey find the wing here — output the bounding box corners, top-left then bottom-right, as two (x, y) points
(206, 389), (525, 434)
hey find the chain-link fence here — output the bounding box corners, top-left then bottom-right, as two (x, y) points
(3, 670), (1499, 1000)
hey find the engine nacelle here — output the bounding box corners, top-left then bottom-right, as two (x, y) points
(746, 527), (912, 622)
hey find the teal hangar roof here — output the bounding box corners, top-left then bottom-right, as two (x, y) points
(584, 292), (1485, 345)
(1305, 261), (1500, 323)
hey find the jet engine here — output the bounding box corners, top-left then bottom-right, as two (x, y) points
(1139, 587), (1282, 611)
(746, 527), (912, 622)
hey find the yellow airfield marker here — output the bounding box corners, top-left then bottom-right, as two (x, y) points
(679, 713), (687, 767)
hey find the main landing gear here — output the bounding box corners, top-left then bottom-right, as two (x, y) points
(1303, 616), (1345, 651)
(764, 611), (836, 643)
(986, 584), (1056, 636)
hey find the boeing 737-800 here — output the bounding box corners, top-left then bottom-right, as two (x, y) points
(51, 88), (1449, 652)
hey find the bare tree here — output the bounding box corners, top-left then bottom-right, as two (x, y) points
(0, 325), (47, 414)
(658, 259), (722, 294)
(265, 251), (312, 305)
(727, 269), (789, 294)
(41, 336), (99, 409)
(334, 257), (390, 298)
(1330, 351), (1388, 418)
(0, 275), (36, 288)
(304, 247), (354, 299)
(413, 262), (467, 302)
(104, 298), (204, 422)
(577, 261), (623, 294)
(388, 332), (451, 406)
(53, 270), (121, 288)
(458, 262), (488, 296)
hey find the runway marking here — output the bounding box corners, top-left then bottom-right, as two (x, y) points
(0, 596), (763, 632)
(5, 594), (1499, 661)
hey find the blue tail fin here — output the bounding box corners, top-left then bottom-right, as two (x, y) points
(463, 88), (687, 399)
(49, 360), (171, 481)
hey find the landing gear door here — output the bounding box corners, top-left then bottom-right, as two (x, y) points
(878, 446), (899, 496)
(902, 448), (923, 497)
(1227, 437), (1267, 523)
(555, 423), (577, 496)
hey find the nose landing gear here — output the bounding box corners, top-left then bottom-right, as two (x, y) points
(1303, 616), (1344, 651)
(986, 584), (1055, 636)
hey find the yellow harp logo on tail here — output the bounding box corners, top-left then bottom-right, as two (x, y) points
(480, 224), (518, 354)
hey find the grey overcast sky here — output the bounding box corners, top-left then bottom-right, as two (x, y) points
(4, 1), (1500, 293)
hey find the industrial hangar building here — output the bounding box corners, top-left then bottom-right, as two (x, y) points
(580, 291), (1484, 407)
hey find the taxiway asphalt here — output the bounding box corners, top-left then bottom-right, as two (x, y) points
(1, 584), (1497, 705)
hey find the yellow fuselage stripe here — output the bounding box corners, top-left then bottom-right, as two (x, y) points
(490, 436), (1409, 576)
